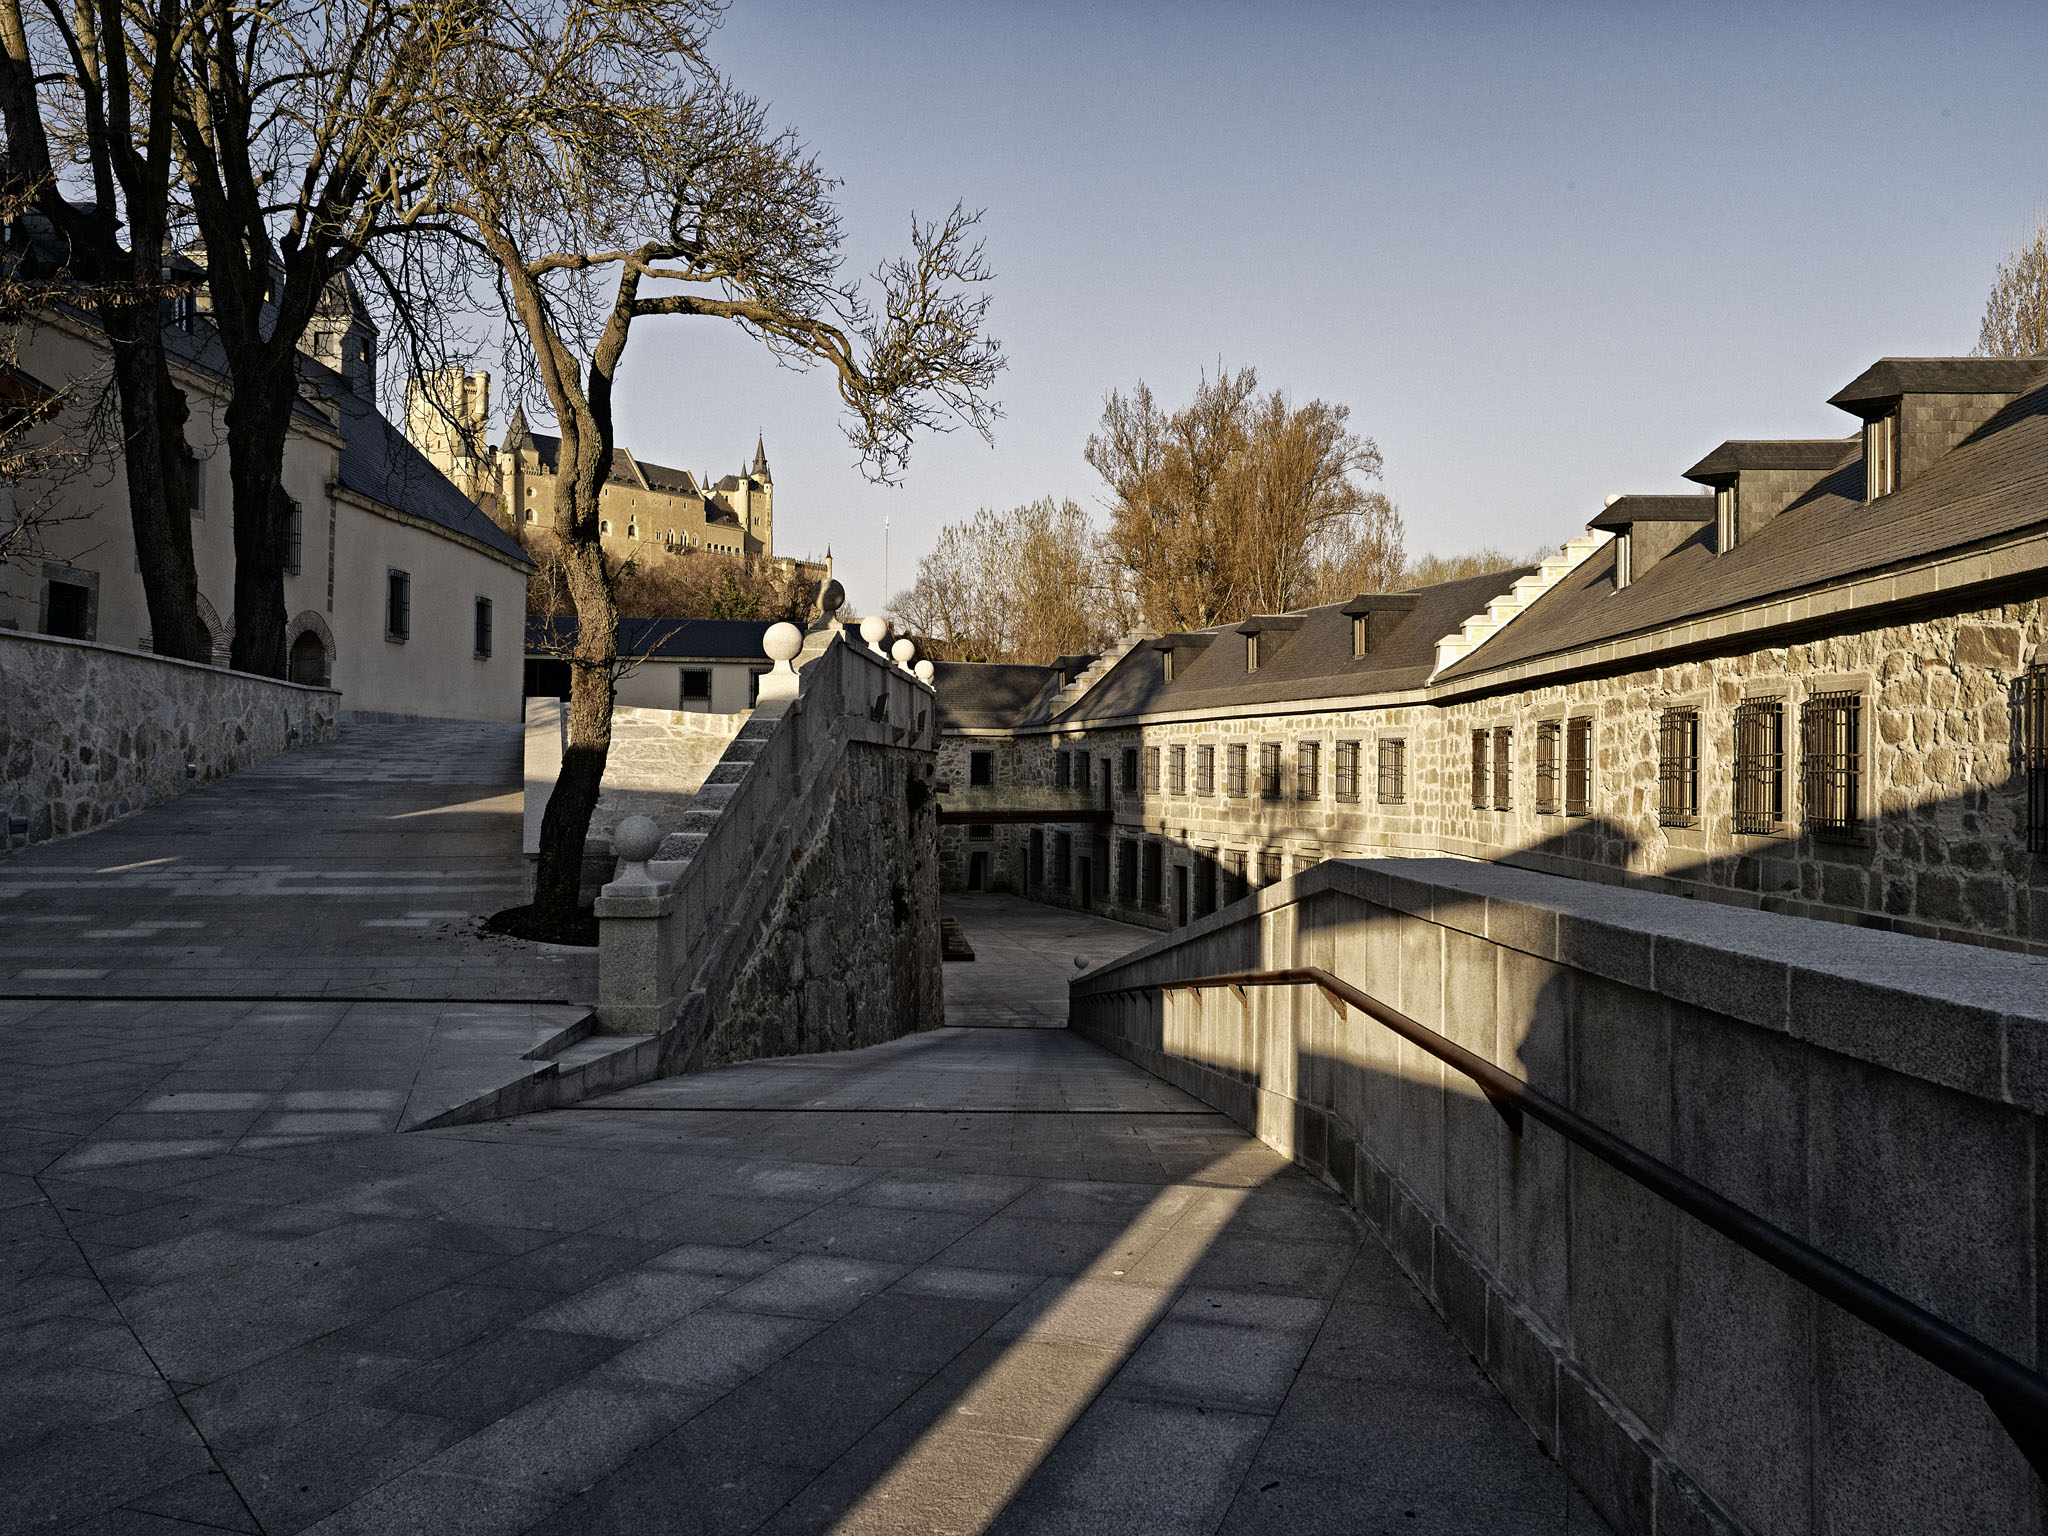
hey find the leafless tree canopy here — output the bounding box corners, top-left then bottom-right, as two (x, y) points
(1976, 211), (2048, 358)
(1397, 545), (1542, 589)
(1086, 366), (1403, 630)
(891, 497), (1128, 664)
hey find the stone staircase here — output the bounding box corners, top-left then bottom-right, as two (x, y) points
(1048, 630), (1156, 717)
(1430, 531), (1612, 676)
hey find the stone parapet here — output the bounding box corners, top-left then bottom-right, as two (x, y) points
(1072, 857), (2048, 1536)
(0, 629), (337, 849)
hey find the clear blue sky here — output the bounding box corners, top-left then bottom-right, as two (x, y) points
(598, 0), (2048, 615)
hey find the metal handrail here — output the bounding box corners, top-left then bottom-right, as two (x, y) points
(1101, 964), (2048, 1480)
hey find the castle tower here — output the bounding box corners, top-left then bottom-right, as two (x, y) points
(404, 367), (492, 506)
(749, 434), (773, 553)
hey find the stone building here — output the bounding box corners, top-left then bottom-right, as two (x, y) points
(525, 616), (777, 715)
(5, 239), (532, 723)
(934, 355), (2048, 956)
(404, 365), (831, 594)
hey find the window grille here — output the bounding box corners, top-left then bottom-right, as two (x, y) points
(681, 668), (712, 703)
(1377, 738), (1406, 804)
(1144, 746), (1161, 793)
(1658, 708), (1700, 827)
(1296, 741), (1320, 801)
(1055, 832), (1072, 889)
(1169, 744), (1187, 795)
(1054, 751), (1071, 789)
(1224, 849), (1247, 905)
(1117, 840), (1138, 901)
(1121, 748), (1139, 791)
(1258, 742), (1283, 799)
(473, 596), (492, 660)
(1196, 744), (1215, 794)
(385, 569), (410, 642)
(1142, 842), (1163, 906)
(1733, 697), (1785, 835)
(1535, 720), (1560, 813)
(1801, 691), (1863, 842)
(1565, 718), (1593, 816)
(1492, 726), (1512, 811)
(968, 824), (993, 841)
(1195, 856), (1217, 917)
(1226, 744), (1247, 798)
(1334, 741), (1361, 802)
(1471, 730), (1488, 810)
(1076, 752), (1091, 790)
(1259, 848), (1282, 885)
(2028, 668), (2048, 855)
(287, 501), (303, 576)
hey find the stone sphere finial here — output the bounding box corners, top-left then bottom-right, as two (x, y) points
(612, 814), (663, 886)
(819, 578), (845, 616)
(763, 622), (803, 663)
(891, 638), (916, 667)
(1073, 954), (1089, 972)
(859, 614), (890, 653)
(914, 659), (935, 684)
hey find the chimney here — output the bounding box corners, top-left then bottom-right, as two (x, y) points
(1828, 358), (2048, 502)
(1682, 439), (1854, 551)
(1587, 495), (1713, 590)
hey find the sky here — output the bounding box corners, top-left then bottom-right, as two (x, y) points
(576, 0), (2048, 616)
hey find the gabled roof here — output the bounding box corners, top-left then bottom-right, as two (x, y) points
(1588, 494), (1713, 531)
(1439, 378), (2048, 683)
(1683, 438), (1853, 485)
(526, 615), (775, 660)
(512, 428), (703, 497)
(1051, 567), (1531, 724)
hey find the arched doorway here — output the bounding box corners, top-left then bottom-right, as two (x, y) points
(289, 630), (330, 686)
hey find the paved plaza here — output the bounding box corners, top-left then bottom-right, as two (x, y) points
(0, 729), (1604, 1534)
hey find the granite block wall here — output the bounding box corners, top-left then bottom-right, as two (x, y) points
(1, 630), (337, 847)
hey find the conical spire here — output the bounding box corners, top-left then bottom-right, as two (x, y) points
(752, 433), (771, 482)
(505, 404), (533, 451)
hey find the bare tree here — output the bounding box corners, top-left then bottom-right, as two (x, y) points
(414, 9), (1000, 932)
(525, 530), (815, 623)
(891, 496), (1124, 663)
(0, 4), (211, 660)
(1976, 211), (2048, 358)
(1087, 365), (1400, 630)
(1398, 545), (1544, 589)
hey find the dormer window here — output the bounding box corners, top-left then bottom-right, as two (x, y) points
(1865, 410), (1898, 499)
(1162, 650), (1175, 683)
(1715, 484), (1738, 553)
(1613, 532), (1632, 590)
(1245, 633), (1260, 672)
(1351, 616), (1367, 658)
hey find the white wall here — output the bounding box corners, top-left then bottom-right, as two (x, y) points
(612, 657), (766, 715)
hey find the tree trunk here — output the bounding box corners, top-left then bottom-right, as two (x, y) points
(225, 370), (295, 676)
(104, 313), (210, 663)
(531, 533), (619, 926)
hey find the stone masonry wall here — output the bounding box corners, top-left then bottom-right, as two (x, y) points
(703, 739), (942, 1064)
(978, 590), (2048, 953)
(1, 630), (337, 848)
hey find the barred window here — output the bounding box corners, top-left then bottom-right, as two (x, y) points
(1733, 697), (1785, 835)
(1259, 848), (1283, 886)
(1534, 720), (1560, 813)
(1226, 744), (1247, 798)
(473, 596), (493, 660)
(1144, 746), (1161, 793)
(1169, 744), (1187, 795)
(1142, 841), (1163, 906)
(1296, 741), (1320, 801)
(1565, 718), (1593, 816)
(1802, 691), (1863, 841)
(1195, 855), (1218, 917)
(1121, 747), (1139, 791)
(385, 569), (410, 642)
(968, 823), (993, 840)
(1224, 849), (1248, 904)
(1054, 751), (1071, 789)
(1334, 740), (1361, 802)
(2027, 668), (2048, 855)
(1076, 751), (1091, 790)
(1492, 726), (1512, 811)
(1377, 738), (1407, 804)
(1117, 839), (1139, 900)
(1471, 730), (1488, 810)
(1196, 744), (1215, 794)
(1258, 742), (1283, 799)
(1055, 832), (1072, 889)
(1658, 708), (1700, 827)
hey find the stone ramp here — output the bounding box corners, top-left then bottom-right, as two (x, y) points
(941, 893), (1156, 1028)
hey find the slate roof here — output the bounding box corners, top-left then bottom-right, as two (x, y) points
(1051, 567), (1530, 725)
(1588, 494), (1713, 530)
(526, 615), (775, 660)
(1440, 378), (2048, 683)
(1683, 439), (1853, 484)
(1829, 357), (2048, 416)
(931, 662), (1066, 731)
(514, 428), (705, 497)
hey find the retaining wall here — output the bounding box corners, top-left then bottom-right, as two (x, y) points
(1, 629), (336, 847)
(1071, 856), (2048, 1536)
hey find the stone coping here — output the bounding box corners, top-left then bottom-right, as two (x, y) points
(0, 626), (339, 692)
(1075, 855), (2048, 1116)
